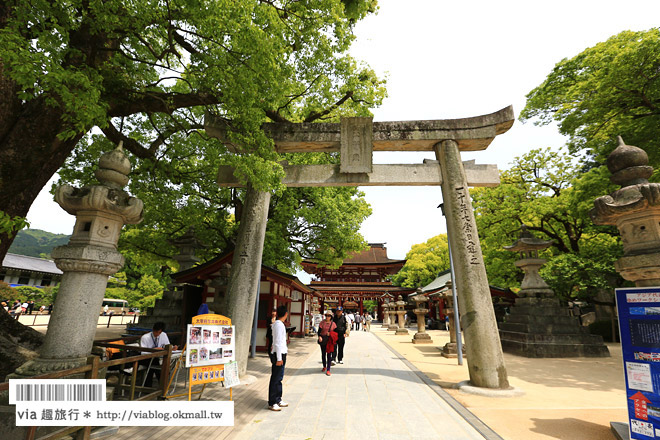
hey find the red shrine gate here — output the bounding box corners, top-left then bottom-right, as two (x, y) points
(301, 243), (414, 317)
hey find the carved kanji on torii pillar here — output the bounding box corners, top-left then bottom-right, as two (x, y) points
(206, 107), (514, 389)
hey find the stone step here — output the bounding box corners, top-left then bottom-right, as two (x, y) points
(150, 306), (182, 317)
(136, 315), (182, 327)
(508, 306), (572, 316)
(505, 314), (580, 326)
(500, 339), (610, 358)
(499, 329), (605, 345)
(498, 322), (588, 335)
(161, 290), (183, 301)
(514, 297), (562, 307)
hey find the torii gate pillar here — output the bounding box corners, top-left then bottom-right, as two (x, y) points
(437, 140), (509, 389)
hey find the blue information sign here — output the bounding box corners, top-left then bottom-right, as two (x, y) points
(617, 287), (660, 439)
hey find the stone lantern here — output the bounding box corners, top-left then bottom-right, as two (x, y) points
(441, 281), (466, 358)
(395, 295), (408, 335)
(171, 227), (204, 271)
(498, 225), (609, 357)
(411, 289), (432, 344)
(592, 136), (660, 286)
(388, 299), (398, 331)
(503, 225), (554, 297)
(13, 142), (143, 377)
(381, 301), (390, 328)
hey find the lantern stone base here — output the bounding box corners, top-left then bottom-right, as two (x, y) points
(395, 327), (409, 335)
(498, 297), (610, 358)
(412, 333), (433, 344)
(440, 342), (466, 358)
(388, 324), (398, 331)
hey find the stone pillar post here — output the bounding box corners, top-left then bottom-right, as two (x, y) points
(395, 295), (408, 335)
(13, 143), (143, 377)
(441, 289), (466, 358)
(412, 292), (432, 344)
(387, 303), (398, 331)
(225, 183), (271, 377)
(381, 303), (390, 328)
(436, 140), (509, 389)
(592, 137), (660, 286)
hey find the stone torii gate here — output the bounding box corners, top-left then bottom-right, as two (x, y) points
(206, 107), (513, 389)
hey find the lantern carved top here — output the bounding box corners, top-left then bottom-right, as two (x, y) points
(95, 142), (132, 189)
(591, 137), (660, 226)
(503, 225), (553, 254)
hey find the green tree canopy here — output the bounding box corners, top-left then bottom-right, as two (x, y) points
(392, 234), (450, 288)
(0, 0), (386, 260)
(472, 147), (624, 300)
(521, 28), (660, 169)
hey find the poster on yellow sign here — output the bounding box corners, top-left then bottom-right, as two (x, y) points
(186, 315), (236, 368)
(185, 314), (234, 401)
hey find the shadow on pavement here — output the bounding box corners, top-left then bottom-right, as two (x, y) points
(530, 417), (613, 440)
(288, 365), (433, 385)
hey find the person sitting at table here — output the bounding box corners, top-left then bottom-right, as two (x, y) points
(140, 322), (177, 387)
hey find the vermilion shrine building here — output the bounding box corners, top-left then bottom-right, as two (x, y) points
(173, 251), (321, 351)
(301, 243), (414, 317)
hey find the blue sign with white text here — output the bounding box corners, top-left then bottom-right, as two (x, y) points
(617, 287), (660, 439)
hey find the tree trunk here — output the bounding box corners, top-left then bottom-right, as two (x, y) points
(0, 96), (82, 260)
(0, 308), (45, 382)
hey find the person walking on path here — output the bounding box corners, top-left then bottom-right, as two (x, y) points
(12, 300), (22, 320)
(268, 305), (289, 411)
(332, 307), (349, 364)
(317, 311), (336, 373)
(363, 313), (372, 331)
(265, 309), (277, 353)
(354, 313), (361, 331)
(324, 328), (338, 376)
(27, 301), (34, 315)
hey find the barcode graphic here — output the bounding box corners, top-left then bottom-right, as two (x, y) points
(13, 383), (103, 401)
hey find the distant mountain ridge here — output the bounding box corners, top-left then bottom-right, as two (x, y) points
(8, 229), (70, 258)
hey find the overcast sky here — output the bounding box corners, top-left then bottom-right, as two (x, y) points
(26, 0), (659, 272)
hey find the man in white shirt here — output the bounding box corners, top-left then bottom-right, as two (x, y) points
(140, 322), (177, 387)
(347, 312), (355, 331)
(268, 305), (289, 411)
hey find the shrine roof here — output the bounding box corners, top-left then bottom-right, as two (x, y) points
(2, 253), (62, 275)
(173, 251), (314, 294)
(420, 269), (516, 300)
(310, 284), (412, 293)
(301, 244), (405, 271)
(420, 269), (452, 293)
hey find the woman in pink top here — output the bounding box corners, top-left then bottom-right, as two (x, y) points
(317, 311), (336, 373)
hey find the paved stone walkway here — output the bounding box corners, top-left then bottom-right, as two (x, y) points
(236, 329), (490, 440)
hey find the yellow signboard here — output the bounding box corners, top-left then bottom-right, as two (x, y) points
(191, 365), (224, 385)
(192, 313), (231, 326)
(187, 314), (233, 400)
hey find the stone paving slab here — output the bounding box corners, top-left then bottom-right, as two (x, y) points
(236, 330), (490, 440)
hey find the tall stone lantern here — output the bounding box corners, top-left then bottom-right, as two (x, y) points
(381, 301), (390, 328)
(395, 294), (408, 335)
(388, 299), (398, 331)
(592, 136), (660, 286)
(411, 289), (432, 344)
(441, 281), (466, 358)
(498, 225), (609, 357)
(503, 225), (554, 298)
(13, 143), (143, 377)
